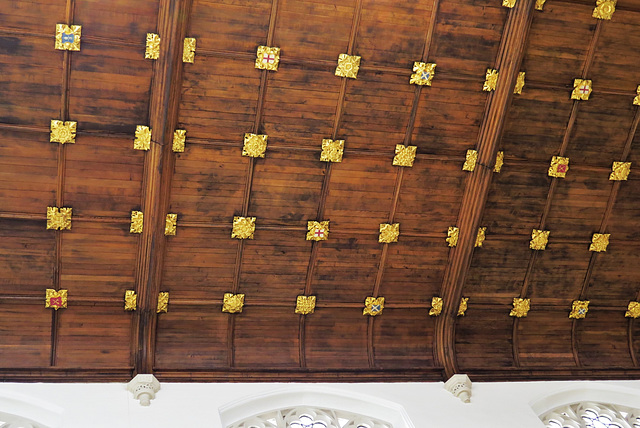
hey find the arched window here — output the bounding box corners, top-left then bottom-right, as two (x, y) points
(228, 406), (391, 428)
(540, 401), (640, 428)
(219, 386), (414, 428)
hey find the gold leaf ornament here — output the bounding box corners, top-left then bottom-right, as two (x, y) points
(503, 0), (516, 7)
(429, 297), (443, 316)
(379, 223), (400, 243)
(295, 295), (316, 315)
(530, 229), (550, 250)
(483, 69), (499, 92)
(124, 290), (137, 311)
(172, 129), (187, 153)
(475, 227), (487, 248)
(157, 292), (169, 313)
(410, 62), (436, 86)
(458, 297), (469, 316)
(634, 85), (640, 106)
(510, 298), (530, 318)
(232, 216), (256, 240)
(242, 133), (268, 158)
(610, 162), (631, 181)
(307, 220), (329, 241)
(255, 46), (280, 71)
(363, 297), (384, 316)
(463, 149), (478, 171)
(165, 213), (177, 236)
(223, 293), (245, 313)
(571, 79), (592, 100)
(446, 226), (459, 247)
(514, 72), (525, 95)
(535, 0), (547, 9)
(393, 145), (417, 167)
(589, 233), (610, 252)
(50, 120), (77, 144)
(569, 300), (589, 319)
(55, 24), (81, 51)
(134, 125), (152, 151)
(335, 54), (361, 79)
(320, 139), (344, 163)
(625, 301), (640, 318)
(183, 37), (196, 63)
(145, 33), (160, 59)
(130, 211), (144, 234)
(45, 289), (68, 310)
(548, 156), (569, 178)
(494, 151), (504, 173)
(47, 207), (72, 230)
(593, 0), (616, 19)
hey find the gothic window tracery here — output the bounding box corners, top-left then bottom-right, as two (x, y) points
(542, 402), (640, 428)
(229, 407), (391, 428)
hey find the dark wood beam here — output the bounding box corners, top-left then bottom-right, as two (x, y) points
(133, 0), (192, 375)
(435, 0), (536, 379)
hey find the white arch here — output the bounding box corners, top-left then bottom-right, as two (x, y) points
(530, 383), (640, 417)
(219, 386), (415, 428)
(0, 389), (63, 428)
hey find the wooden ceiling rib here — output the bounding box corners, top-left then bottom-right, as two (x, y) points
(2, 0), (640, 383)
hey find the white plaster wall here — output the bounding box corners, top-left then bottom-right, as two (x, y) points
(0, 380), (639, 428)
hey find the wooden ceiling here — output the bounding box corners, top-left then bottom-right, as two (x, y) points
(1, 0), (640, 383)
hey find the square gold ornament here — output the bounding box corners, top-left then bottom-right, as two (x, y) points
(503, 0), (516, 7)
(571, 79), (592, 101)
(530, 229), (550, 250)
(548, 156), (569, 178)
(47, 207), (72, 230)
(335, 54), (361, 79)
(429, 296), (443, 316)
(514, 72), (525, 95)
(45, 289), (67, 310)
(625, 301), (640, 318)
(535, 0), (547, 9)
(223, 293), (245, 313)
(55, 24), (81, 51)
(569, 300), (589, 319)
(242, 133), (268, 158)
(50, 120), (77, 144)
(124, 290), (137, 311)
(130, 211), (144, 234)
(593, 0), (616, 19)
(255, 46), (280, 71)
(307, 220), (329, 241)
(379, 223), (400, 244)
(295, 295), (316, 315)
(172, 129), (186, 153)
(320, 139), (344, 163)
(393, 145), (417, 167)
(589, 233), (610, 252)
(157, 292), (169, 313)
(145, 33), (160, 60)
(483, 69), (499, 92)
(183, 37), (196, 63)
(510, 298), (530, 318)
(610, 162), (631, 181)
(447, 226), (459, 247)
(410, 62), (436, 86)
(232, 216), (256, 240)
(134, 125), (152, 151)
(363, 296), (384, 316)
(475, 227), (487, 248)
(165, 213), (177, 236)
(494, 151), (504, 173)
(463, 149), (478, 171)
(458, 297), (469, 316)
